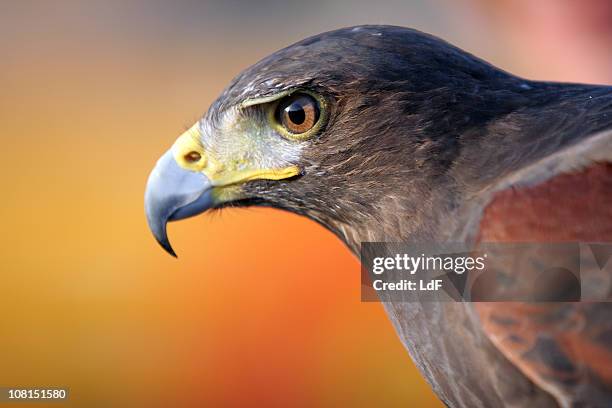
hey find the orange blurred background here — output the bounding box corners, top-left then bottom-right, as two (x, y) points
(1, 1), (610, 407)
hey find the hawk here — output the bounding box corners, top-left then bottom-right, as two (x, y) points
(145, 26), (612, 407)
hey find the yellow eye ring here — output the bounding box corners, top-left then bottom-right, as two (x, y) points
(268, 91), (328, 141)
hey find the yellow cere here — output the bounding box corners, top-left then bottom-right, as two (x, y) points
(172, 121), (300, 187)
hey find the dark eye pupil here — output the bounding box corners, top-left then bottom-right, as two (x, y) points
(286, 103), (306, 125)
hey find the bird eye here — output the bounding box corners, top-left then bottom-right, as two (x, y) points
(275, 94), (320, 135)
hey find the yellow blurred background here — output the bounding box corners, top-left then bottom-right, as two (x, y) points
(1, 1), (610, 407)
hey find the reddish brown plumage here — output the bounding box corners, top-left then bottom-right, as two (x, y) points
(477, 162), (612, 242)
(475, 162), (612, 405)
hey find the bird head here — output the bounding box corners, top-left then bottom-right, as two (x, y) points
(145, 25), (520, 256)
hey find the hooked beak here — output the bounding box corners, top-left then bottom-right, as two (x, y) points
(144, 150), (213, 257)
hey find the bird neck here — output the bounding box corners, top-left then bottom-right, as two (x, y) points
(316, 82), (612, 256)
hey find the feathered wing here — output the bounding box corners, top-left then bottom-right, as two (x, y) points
(377, 90), (612, 407)
(462, 129), (612, 407)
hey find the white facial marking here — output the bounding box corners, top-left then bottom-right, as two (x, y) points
(199, 105), (305, 172)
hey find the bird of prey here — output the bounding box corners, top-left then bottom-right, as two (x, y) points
(145, 26), (612, 407)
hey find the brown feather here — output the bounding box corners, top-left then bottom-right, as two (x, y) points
(474, 161), (612, 406)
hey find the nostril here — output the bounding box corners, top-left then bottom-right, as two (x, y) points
(184, 151), (201, 163)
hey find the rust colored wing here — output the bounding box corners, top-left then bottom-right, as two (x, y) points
(465, 130), (612, 407)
